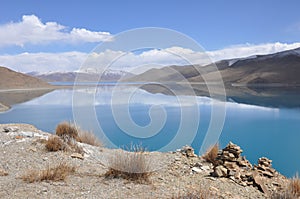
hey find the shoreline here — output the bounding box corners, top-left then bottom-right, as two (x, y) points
(0, 123), (291, 198)
(1, 83), (300, 113)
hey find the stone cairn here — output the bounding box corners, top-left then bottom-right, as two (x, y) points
(180, 145), (197, 158)
(211, 142), (282, 195)
(211, 142), (253, 186)
(254, 157), (276, 178)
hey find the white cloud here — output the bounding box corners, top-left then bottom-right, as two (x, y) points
(0, 51), (86, 72)
(207, 42), (300, 61)
(1, 42), (300, 73)
(0, 15), (112, 47)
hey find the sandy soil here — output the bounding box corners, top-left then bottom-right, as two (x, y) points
(0, 123), (272, 199)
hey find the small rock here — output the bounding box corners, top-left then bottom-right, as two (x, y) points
(228, 170), (236, 176)
(209, 186), (219, 193)
(180, 145), (197, 157)
(191, 167), (202, 173)
(3, 126), (19, 132)
(224, 161), (239, 170)
(20, 131), (34, 138)
(212, 165), (227, 177)
(15, 135), (24, 139)
(205, 176), (217, 181)
(253, 171), (270, 195)
(0, 168), (8, 176)
(240, 181), (247, 187)
(261, 170), (274, 178)
(42, 187), (48, 192)
(201, 165), (211, 170)
(174, 157), (181, 161)
(42, 157), (48, 161)
(71, 153), (84, 160)
(28, 146), (37, 152)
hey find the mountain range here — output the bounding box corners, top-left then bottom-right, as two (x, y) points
(126, 47), (300, 86)
(1, 47), (300, 108)
(27, 70), (134, 82)
(125, 47), (300, 107)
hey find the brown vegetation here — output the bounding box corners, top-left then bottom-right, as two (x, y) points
(271, 174), (300, 199)
(202, 143), (219, 166)
(104, 147), (151, 183)
(77, 130), (102, 147)
(22, 162), (75, 183)
(289, 175), (300, 197)
(55, 122), (79, 142)
(45, 136), (65, 152)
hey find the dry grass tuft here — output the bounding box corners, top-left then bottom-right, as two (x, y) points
(202, 143), (219, 165)
(22, 162), (75, 183)
(289, 175), (300, 197)
(78, 130), (102, 147)
(104, 146), (152, 183)
(271, 174), (300, 199)
(45, 136), (66, 152)
(55, 122), (79, 142)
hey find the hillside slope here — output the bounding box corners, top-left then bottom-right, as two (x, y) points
(0, 66), (51, 89)
(127, 47), (300, 86)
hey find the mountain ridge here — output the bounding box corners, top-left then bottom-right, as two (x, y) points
(126, 47), (300, 86)
(0, 66), (52, 89)
(27, 70), (134, 82)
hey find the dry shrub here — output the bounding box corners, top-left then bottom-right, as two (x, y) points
(105, 146), (151, 183)
(289, 175), (300, 197)
(271, 174), (300, 199)
(202, 143), (219, 165)
(45, 136), (65, 152)
(69, 141), (85, 155)
(55, 122), (79, 142)
(78, 130), (102, 147)
(22, 162), (75, 183)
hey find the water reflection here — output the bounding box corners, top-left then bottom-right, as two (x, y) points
(0, 86), (299, 177)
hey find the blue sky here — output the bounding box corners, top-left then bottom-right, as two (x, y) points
(0, 0), (300, 72)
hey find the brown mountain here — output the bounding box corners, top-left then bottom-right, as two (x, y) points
(127, 47), (300, 86)
(126, 48), (300, 108)
(0, 66), (51, 89)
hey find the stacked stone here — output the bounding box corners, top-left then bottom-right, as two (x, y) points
(254, 157), (276, 178)
(211, 142), (253, 186)
(212, 142), (252, 176)
(180, 145), (197, 158)
(209, 142), (284, 196)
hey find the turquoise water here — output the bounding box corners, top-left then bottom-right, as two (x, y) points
(0, 86), (299, 177)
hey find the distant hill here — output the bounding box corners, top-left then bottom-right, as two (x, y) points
(125, 48), (300, 108)
(127, 47), (300, 86)
(0, 66), (51, 89)
(28, 70), (134, 82)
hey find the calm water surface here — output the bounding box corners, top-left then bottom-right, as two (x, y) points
(0, 85), (299, 177)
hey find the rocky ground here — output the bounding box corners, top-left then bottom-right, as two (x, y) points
(0, 124), (289, 199)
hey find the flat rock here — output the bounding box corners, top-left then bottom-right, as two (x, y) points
(3, 126), (19, 133)
(20, 131), (34, 138)
(213, 165), (227, 177)
(253, 171), (270, 196)
(71, 153), (84, 160)
(191, 167), (202, 173)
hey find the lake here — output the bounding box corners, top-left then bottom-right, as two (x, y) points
(0, 84), (299, 177)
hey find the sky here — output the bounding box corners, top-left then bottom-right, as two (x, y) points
(0, 0), (300, 73)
